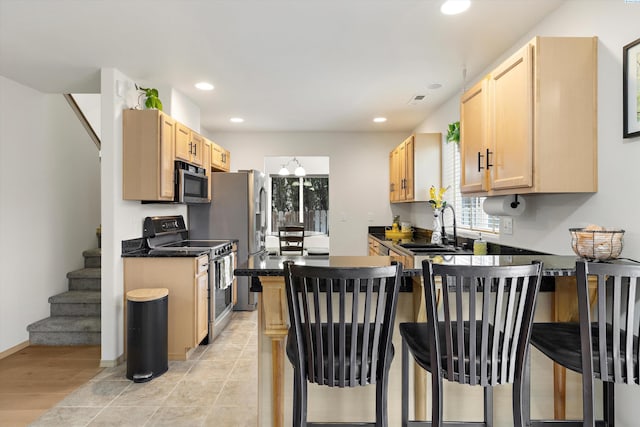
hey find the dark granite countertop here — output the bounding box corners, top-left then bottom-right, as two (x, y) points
(234, 253), (584, 293)
(368, 230), (550, 257)
(235, 254), (579, 278)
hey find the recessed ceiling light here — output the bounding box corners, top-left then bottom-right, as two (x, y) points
(194, 82), (214, 91)
(428, 83), (443, 90)
(440, 0), (471, 15)
(230, 117), (244, 123)
(373, 117), (387, 123)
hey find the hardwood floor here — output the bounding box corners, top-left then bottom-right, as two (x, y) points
(0, 345), (102, 427)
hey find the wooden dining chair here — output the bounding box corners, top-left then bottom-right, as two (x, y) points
(400, 260), (543, 427)
(279, 224), (305, 255)
(283, 260), (403, 427)
(528, 260), (640, 426)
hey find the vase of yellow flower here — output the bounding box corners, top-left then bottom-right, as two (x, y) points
(428, 186), (449, 244)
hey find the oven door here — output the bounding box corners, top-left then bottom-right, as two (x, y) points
(209, 253), (234, 341)
(177, 168), (209, 204)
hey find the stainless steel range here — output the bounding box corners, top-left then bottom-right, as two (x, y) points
(143, 215), (235, 342)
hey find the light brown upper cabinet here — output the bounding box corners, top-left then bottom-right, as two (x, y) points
(460, 36), (598, 196)
(203, 140), (212, 201)
(123, 109), (176, 201)
(175, 123), (204, 167)
(210, 141), (231, 172)
(123, 110), (221, 202)
(460, 78), (489, 194)
(389, 133), (441, 203)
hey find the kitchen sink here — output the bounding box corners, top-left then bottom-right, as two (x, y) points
(396, 242), (472, 255)
(409, 247), (459, 254)
(398, 243), (449, 250)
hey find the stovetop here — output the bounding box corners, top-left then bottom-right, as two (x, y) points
(121, 216), (235, 258)
(153, 239), (234, 257)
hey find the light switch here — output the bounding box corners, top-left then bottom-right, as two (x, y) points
(501, 217), (513, 235)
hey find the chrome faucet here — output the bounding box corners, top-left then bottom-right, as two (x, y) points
(440, 204), (458, 248)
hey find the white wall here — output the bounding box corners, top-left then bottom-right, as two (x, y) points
(408, 2), (640, 424)
(100, 69), (193, 364)
(210, 131), (408, 255)
(0, 76), (101, 353)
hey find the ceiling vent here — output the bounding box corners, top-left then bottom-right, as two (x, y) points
(407, 94), (427, 105)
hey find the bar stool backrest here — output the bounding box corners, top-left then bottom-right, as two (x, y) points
(284, 261), (402, 387)
(279, 225), (305, 255)
(576, 260), (640, 385)
(424, 260), (543, 386)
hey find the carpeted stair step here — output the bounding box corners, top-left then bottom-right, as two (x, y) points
(83, 248), (101, 268)
(27, 316), (101, 345)
(67, 268), (101, 291)
(49, 290), (101, 317)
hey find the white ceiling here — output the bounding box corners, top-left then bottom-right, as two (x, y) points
(0, 0), (567, 133)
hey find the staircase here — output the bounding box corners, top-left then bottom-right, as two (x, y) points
(27, 248), (101, 345)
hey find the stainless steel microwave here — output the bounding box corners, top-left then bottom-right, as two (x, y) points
(175, 161), (209, 204)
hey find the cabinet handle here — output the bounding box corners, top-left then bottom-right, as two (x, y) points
(193, 144), (197, 156)
(189, 141), (193, 154)
(486, 148), (493, 170)
(477, 151), (485, 172)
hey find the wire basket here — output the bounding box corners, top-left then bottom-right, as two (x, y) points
(569, 228), (624, 261)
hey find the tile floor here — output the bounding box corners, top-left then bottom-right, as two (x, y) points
(30, 310), (258, 427)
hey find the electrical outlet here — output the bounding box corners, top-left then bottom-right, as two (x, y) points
(501, 217), (513, 235)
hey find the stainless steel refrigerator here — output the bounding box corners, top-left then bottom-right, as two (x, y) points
(188, 170), (267, 311)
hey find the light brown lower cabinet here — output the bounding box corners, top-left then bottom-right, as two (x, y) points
(123, 255), (209, 361)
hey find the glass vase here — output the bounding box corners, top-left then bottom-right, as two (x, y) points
(431, 208), (442, 244)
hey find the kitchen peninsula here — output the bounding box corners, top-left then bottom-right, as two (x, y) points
(235, 253), (583, 427)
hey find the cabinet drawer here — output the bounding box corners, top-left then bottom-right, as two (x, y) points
(196, 255), (209, 275)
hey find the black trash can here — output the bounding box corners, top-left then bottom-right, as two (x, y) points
(126, 288), (169, 383)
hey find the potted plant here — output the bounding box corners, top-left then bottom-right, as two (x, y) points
(446, 121), (460, 144)
(135, 84), (163, 110)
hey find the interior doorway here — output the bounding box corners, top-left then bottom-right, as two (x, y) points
(263, 156), (330, 254)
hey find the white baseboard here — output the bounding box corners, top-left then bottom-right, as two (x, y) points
(0, 340), (30, 360)
(100, 353), (124, 368)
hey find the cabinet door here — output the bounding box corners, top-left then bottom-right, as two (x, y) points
(398, 141), (408, 200)
(389, 148), (400, 202)
(389, 151), (396, 201)
(460, 79), (489, 194)
(389, 249), (410, 268)
(489, 43), (533, 190)
(159, 113), (176, 199)
(196, 271), (208, 344)
(175, 123), (192, 162)
(222, 149), (231, 171)
(211, 142), (223, 170)
(203, 140), (212, 201)
(404, 136), (415, 200)
(191, 132), (204, 167)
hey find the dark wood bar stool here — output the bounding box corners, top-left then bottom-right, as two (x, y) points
(528, 260), (640, 427)
(400, 260), (543, 427)
(283, 260), (403, 427)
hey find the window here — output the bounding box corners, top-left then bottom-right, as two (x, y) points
(271, 176), (329, 234)
(442, 142), (499, 233)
